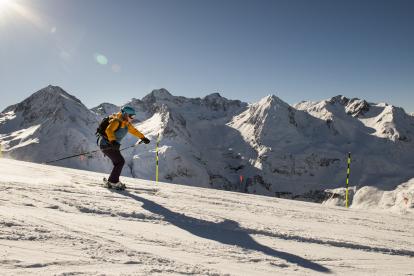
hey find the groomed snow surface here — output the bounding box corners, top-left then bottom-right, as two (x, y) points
(1, 159), (413, 275)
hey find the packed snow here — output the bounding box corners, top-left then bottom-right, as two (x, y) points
(351, 178), (414, 213)
(0, 158), (413, 275)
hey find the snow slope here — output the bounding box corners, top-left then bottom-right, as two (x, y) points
(0, 158), (413, 275)
(351, 178), (414, 213)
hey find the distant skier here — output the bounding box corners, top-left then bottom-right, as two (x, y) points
(98, 106), (150, 189)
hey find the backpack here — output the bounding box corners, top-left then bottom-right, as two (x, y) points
(96, 116), (121, 139)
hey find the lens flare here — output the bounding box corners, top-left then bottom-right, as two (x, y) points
(94, 53), (108, 65)
(112, 64), (121, 73)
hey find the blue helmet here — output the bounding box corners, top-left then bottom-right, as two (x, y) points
(121, 106), (136, 116)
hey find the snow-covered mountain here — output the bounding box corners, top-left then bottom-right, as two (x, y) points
(121, 89), (248, 188)
(294, 96), (414, 190)
(91, 102), (120, 117)
(1, 86), (414, 204)
(1, 158), (413, 275)
(295, 95), (414, 142)
(0, 85), (112, 172)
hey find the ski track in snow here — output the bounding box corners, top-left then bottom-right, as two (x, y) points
(0, 159), (413, 275)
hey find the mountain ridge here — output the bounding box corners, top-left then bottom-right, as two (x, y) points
(1, 85), (413, 203)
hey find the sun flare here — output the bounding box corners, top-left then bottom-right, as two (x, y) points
(0, 0), (45, 29)
(0, 0), (11, 7)
(0, 0), (12, 15)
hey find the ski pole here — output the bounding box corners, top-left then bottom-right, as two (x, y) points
(345, 152), (351, 208)
(155, 133), (160, 182)
(44, 141), (144, 164)
(44, 149), (102, 164)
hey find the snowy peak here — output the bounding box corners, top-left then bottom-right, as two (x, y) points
(32, 85), (83, 105)
(363, 104), (414, 142)
(201, 93), (245, 113)
(328, 95), (349, 105)
(0, 86), (104, 169)
(142, 88), (174, 102)
(259, 94), (291, 109)
(136, 89), (247, 123)
(4, 85), (83, 113)
(140, 89), (182, 117)
(1, 85), (88, 126)
(325, 95), (370, 118)
(228, 95), (307, 146)
(91, 102), (120, 117)
(295, 95), (414, 142)
(326, 95), (371, 117)
(141, 89), (245, 115)
(151, 88), (173, 98)
(296, 95), (370, 119)
(204, 92), (222, 100)
(240, 95), (296, 126)
(344, 98), (370, 117)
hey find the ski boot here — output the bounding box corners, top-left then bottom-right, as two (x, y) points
(103, 178), (113, 188)
(112, 181), (126, 190)
(103, 178), (126, 190)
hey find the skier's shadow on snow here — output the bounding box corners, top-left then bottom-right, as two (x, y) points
(116, 190), (331, 273)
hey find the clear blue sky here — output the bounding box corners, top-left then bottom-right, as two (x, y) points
(1, 0), (413, 112)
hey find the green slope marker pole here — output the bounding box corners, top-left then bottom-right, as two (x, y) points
(155, 133), (160, 183)
(346, 152), (351, 208)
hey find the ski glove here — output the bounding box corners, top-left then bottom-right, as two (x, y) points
(141, 137), (150, 144)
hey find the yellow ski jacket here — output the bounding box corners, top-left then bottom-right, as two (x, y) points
(105, 112), (145, 143)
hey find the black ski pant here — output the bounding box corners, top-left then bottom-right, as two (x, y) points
(101, 147), (125, 183)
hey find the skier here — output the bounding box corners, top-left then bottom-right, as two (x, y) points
(98, 106), (150, 189)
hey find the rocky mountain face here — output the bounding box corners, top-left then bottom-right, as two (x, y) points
(1, 87), (413, 202)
